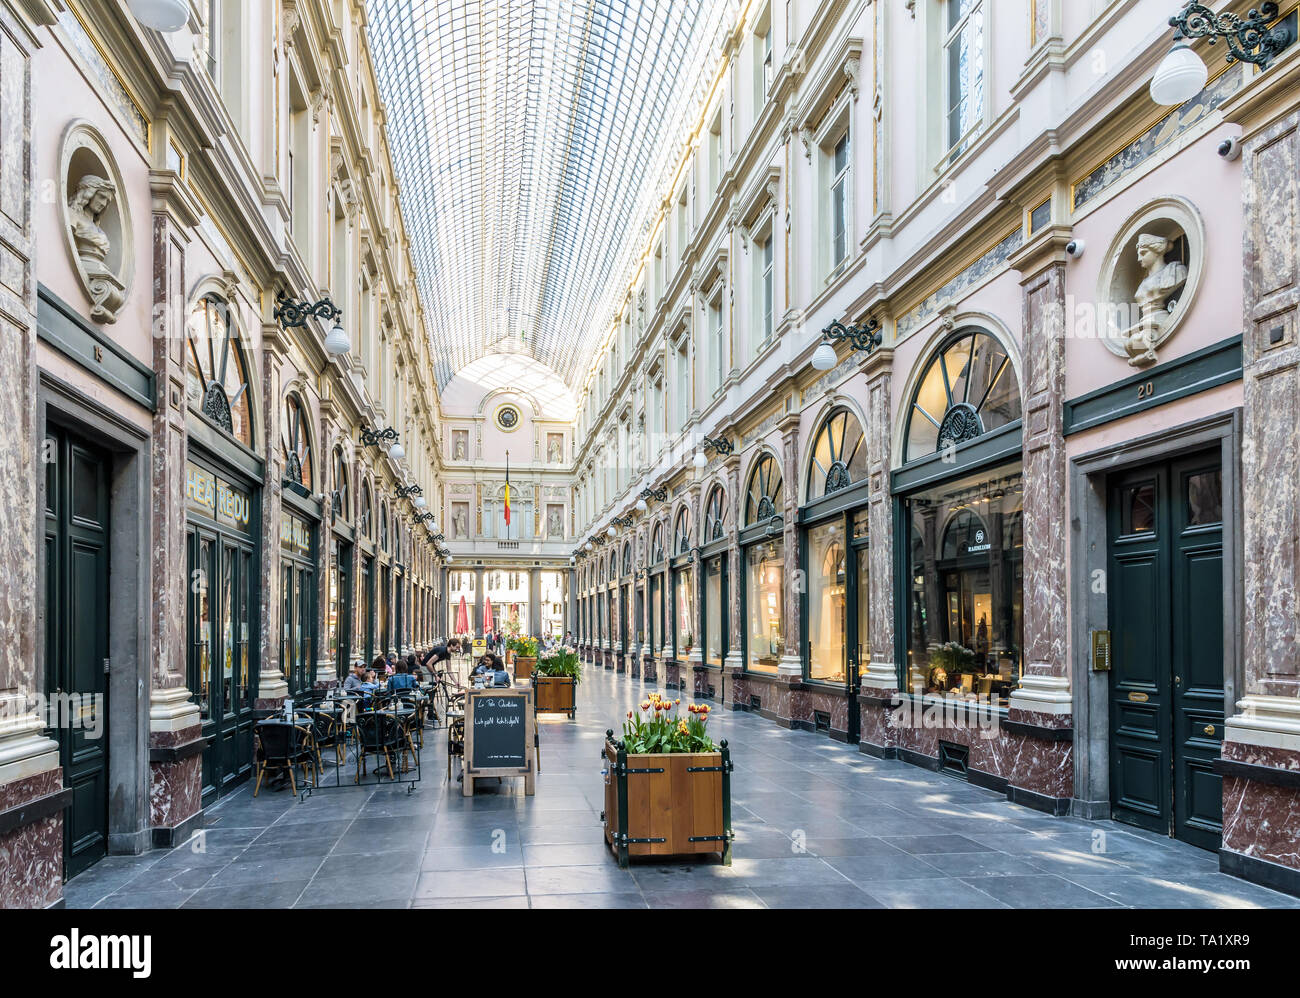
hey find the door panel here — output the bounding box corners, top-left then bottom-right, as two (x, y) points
(44, 429), (110, 880)
(1107, 452), (1224, 849)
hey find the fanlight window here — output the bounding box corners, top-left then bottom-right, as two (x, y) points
(332, 448), (350, 522)
(651, 523), (665, 564)
(281, 395), (313, 490)
(704, 487), (726, 541)
(674, 508), (692, 555)
(904, 330), (1020, 463)
(380, 503), (389, 553)
(807, 408), (867, 501)
(186, 296), (253, 446)
(744, 453), (783, 525)
(622, 543), (632, 576)
(360, 482), (373, 539)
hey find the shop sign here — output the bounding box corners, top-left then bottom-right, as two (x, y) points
(186, 461), (251, 531)
(280, 511), (313, 557)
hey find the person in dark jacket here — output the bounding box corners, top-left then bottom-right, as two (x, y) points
(388, 659), (418, 692)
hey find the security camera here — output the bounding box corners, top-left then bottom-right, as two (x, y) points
(1218, 136), (1242, 161)
(1065, 239), (1085, 260)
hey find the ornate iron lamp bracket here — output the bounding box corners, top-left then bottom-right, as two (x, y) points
(395, 484), (423, 499)
(360, 426), (400, 449)
(274, 290), (342, 330)
(639, 486), (668, 503)
(1169, 2), (1293, 67)
(823, 316), (882, 355)
(701, 435), (734, 456)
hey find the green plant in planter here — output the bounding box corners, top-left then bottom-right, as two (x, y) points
(518, 636), (539, 657)
(536, 646), (581, 683)
(621, 693), (716, 753)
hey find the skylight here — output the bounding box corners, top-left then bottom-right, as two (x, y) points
(366, 0), (733, 391)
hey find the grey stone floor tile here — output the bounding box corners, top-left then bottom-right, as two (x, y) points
(962, 874), (1120, 909)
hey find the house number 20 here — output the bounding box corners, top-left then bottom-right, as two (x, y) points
(1136, 380), (1155, 400)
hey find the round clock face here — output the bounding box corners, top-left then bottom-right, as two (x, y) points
(496, 405), (520, 430)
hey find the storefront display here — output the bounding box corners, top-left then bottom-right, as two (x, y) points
(745, 541), (783, 672)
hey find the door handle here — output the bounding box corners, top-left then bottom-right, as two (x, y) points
(1203, 724), (1216, 736)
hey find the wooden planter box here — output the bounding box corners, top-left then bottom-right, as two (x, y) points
(601, 733), (733, 868)
(514, 655), (536, 681)
(533, 674), (576, 717)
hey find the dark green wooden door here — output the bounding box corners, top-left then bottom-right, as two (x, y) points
(1107, 451), (1224, 849)
(44, 428), (111, 880)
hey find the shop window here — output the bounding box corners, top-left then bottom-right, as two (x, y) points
(674, 565), (695, 658)
(186, 296), (254, 447)
(903, 330), (1020, 464)
(807, 520), (847, 682)
(704, 555), (725, 666)
(745, 540), (784, 672)
(807, 408), (867, 501)
(902, 463), (1023, 706)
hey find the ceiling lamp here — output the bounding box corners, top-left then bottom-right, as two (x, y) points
(127, 0), (189, 31)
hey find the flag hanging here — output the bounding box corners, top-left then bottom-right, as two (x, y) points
(504, 450), (511, 527)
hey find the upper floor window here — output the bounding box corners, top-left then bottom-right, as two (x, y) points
(186, 296), (254, 448)
(756, 228), (775, 348)
(281, 395), (313, 491)
(708, 294), (725, 395)
(360, 481), (373, 539)
(903, 329), (1020, 464)
(380, 503), (389, 553)
(755, 7), (773, 107)
(704, 486), (727, 541)
(830, 129), (851, 270)
(651, 523), (666, 564)
(944, 0), (985, 160)
(744, 453), (784, 525)
(331, 447), (350, 523)
(807, 407), (867, 502)
(622, 543), (633, 576)
(674, 507), (692, 556)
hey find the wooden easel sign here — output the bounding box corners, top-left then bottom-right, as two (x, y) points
(463, 688), (536, 796)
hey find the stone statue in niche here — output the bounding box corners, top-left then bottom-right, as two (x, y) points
(453, 504), (469, 539)
(547, 434), (562, 464)
(68, 175), (126, 321)
(1119, 233), (1188, 367)
(452, 430), (468, 461)
(547, 507), (563, 538)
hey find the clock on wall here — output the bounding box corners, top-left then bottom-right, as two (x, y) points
(495, 404), (521, 431)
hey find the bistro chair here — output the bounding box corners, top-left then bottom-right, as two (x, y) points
(355, 711), (404, 782)
(446, 716), (465, 782)
(303, 705), (346, 772)
(253, 721), (315, 797)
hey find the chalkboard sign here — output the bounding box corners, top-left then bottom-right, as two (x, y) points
(468, 693), (529, 770)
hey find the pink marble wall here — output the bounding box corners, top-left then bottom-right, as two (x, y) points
(148, 724), (203, 831)
(1221, 742), (1300, 870)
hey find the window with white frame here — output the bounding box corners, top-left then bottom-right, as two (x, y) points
(830, 128), (851, 271)
(754, 5), (773, 110)
(709, 111), (724, 193)
(944, 0), (985, 160)
(708, 292), (724, 395)
(675, 337), (690, 429)
(754, 222), (775, 352)
(676, 187), (689, 265)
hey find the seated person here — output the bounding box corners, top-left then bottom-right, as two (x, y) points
(472, 653), (500, 679)
(492, 665), (511, 687)
(343, 662), (369, 693)
(388, 660), (418, 692)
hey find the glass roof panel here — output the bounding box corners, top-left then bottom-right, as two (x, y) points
(366, 0), (733, 392)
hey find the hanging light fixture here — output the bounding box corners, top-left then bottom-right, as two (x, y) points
(692, 450), (707, 469)
(811, 341), (838, 371)
(274, 290), (349, 359)
(127, 0), (190, 31)
(1150, 3), (1294, 107)
(323, 319), (351, 358)
(388, 440), (405, 462)
(414, 495), (427, 509)
(606, 525), (617, 538)
(636, 498), (648, 512)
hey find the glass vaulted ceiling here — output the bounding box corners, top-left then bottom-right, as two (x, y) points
(366, 0), (733, 391)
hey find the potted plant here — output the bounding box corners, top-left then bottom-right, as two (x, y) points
(601, 694), (733, 868)
(533, 645), (580, 717)
(514, 635), (539, 681)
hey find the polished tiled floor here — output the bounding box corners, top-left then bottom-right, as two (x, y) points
(65, 668), (1300, 909)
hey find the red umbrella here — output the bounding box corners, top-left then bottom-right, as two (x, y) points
(482, 596), (494, 635)
(456, 594), (469, 637)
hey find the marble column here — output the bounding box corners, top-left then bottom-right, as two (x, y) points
(256, 327), (288, 709)
(0, 11), (61, 908)
(1221, 53), (1300, 883)
(474, 565), (485, 638)
(1006, 232), (1073, 805)
(147, 165), (203, 842)
(314, 418), (337, 687)
(528, 566), (540, 640)
(723, 454), (743, 673)
(862, 346), (897, 695)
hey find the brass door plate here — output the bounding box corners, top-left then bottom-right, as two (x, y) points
(1091, 629), (1111, 672)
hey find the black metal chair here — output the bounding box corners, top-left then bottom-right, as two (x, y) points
(303, 706), (346, 771)
(355, 711), (405, 782)
(253, 721), (314, 797)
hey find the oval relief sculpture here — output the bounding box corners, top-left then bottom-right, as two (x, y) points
(60, 122), (133, 324)
(1097, 197), (1204, 368)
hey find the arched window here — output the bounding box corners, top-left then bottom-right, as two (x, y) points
(704, 486), (727, 541)
(674, 507), (692, 555)
(281, 394), (314, 489)
(807, 408), (867, 501)
(651, 523), (665, 564)
(186, 295), (254, 447)
(331, 447), (350, 522)
(744, 453), (784, 525)
(360, 481), (373, 538)
(903, 329), (1021, 463)
(622, 543), (632, 576)
(380, 502), (389, 553)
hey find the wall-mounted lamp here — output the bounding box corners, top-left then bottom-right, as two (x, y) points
(693, 435), (733, 469)
(395, 484), (423, 500)
(812, 317), (882, 371)
(275, 290), (349, 358)
(611, 514), (635, 529)
(637, 486), (668, 511)
(1150, 2), (1294, 106)
(361, 426), (405, 462)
